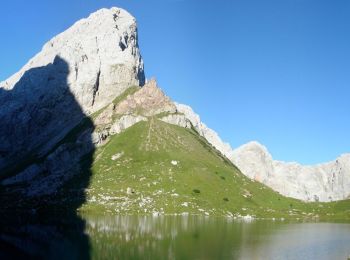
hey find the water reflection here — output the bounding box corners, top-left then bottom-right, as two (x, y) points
(239, 223), (350, 260)
(83, 215), (350, 260)
(1, 214), (350, 259)
(85, 215), (244, 259)
(0, 212), (90, 259)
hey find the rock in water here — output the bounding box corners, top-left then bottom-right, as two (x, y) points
(0, 7), (145, 176)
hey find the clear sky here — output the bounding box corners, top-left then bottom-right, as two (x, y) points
(1, 0), (349, 164)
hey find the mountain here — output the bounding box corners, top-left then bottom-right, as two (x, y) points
(0, 7), (144, 178)
(231, 142), (350, 202)
(0, 7), (349, 219)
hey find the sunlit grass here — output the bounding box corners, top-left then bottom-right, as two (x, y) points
(79, 119), (350, 220)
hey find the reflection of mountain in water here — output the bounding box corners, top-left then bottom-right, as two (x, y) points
(0, 213), (90, 259)
(83, 215), (350, 260)
(84, 215), (258, 259)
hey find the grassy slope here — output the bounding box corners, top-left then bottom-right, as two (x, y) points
(79, 118), (350, 220)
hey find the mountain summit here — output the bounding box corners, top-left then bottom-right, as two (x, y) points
(0, 7), (144, 177)
(1, 7), (145, 112)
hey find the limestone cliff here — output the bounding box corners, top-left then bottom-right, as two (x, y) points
(1, 7), (144, 112)
(231, 142), (350, 202)
(0, 7), (145, 176)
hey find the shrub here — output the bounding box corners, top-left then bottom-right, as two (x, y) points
(220, 176), (226, 180)
(223, 197), (229, 202)
(192, 189), (201, 194)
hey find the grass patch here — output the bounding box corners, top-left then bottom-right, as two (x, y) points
(112, 86), (140, 105)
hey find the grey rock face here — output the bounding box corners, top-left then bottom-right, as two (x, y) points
(0, 7), (145, 177)
(109, 115), (147, 135)
(1, 7), (145, 112)
(231, 142), (350, 202)
(160, 114), (191, 129)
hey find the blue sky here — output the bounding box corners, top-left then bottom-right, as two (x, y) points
(1, 0), (349, 164)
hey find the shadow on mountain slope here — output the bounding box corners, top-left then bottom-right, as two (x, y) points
(0, 56), (94, 259)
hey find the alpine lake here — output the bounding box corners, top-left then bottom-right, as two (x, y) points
(2, 213), (350, 259)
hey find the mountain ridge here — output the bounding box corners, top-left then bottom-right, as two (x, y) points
(231, 141), (350, 202)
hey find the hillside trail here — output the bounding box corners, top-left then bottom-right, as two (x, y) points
(145, 117), (154, 151)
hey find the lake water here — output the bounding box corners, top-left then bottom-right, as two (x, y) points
(1, 214), (350, 259)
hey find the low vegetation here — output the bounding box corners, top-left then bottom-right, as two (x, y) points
(75, 118), (350, 220)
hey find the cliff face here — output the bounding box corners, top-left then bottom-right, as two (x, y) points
(231, 142), (350, 202)
(0, 8), (145, 176)
(1, 7), (144, 113)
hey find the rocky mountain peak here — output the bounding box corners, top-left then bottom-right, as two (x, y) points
(0, 7), (145, 176)
(232, 140), (350, 202)
(231, 141), (274, 183)
(1, 7), (145, 114)
(232, 141), (271, 157)
(338, 153), (350, 162)
(92, 78), (177, 141)
(114, 78), (176, 116)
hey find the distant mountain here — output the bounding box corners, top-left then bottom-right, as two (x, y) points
(0, 7), (349, 219)
(231, 142), (350, 202)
